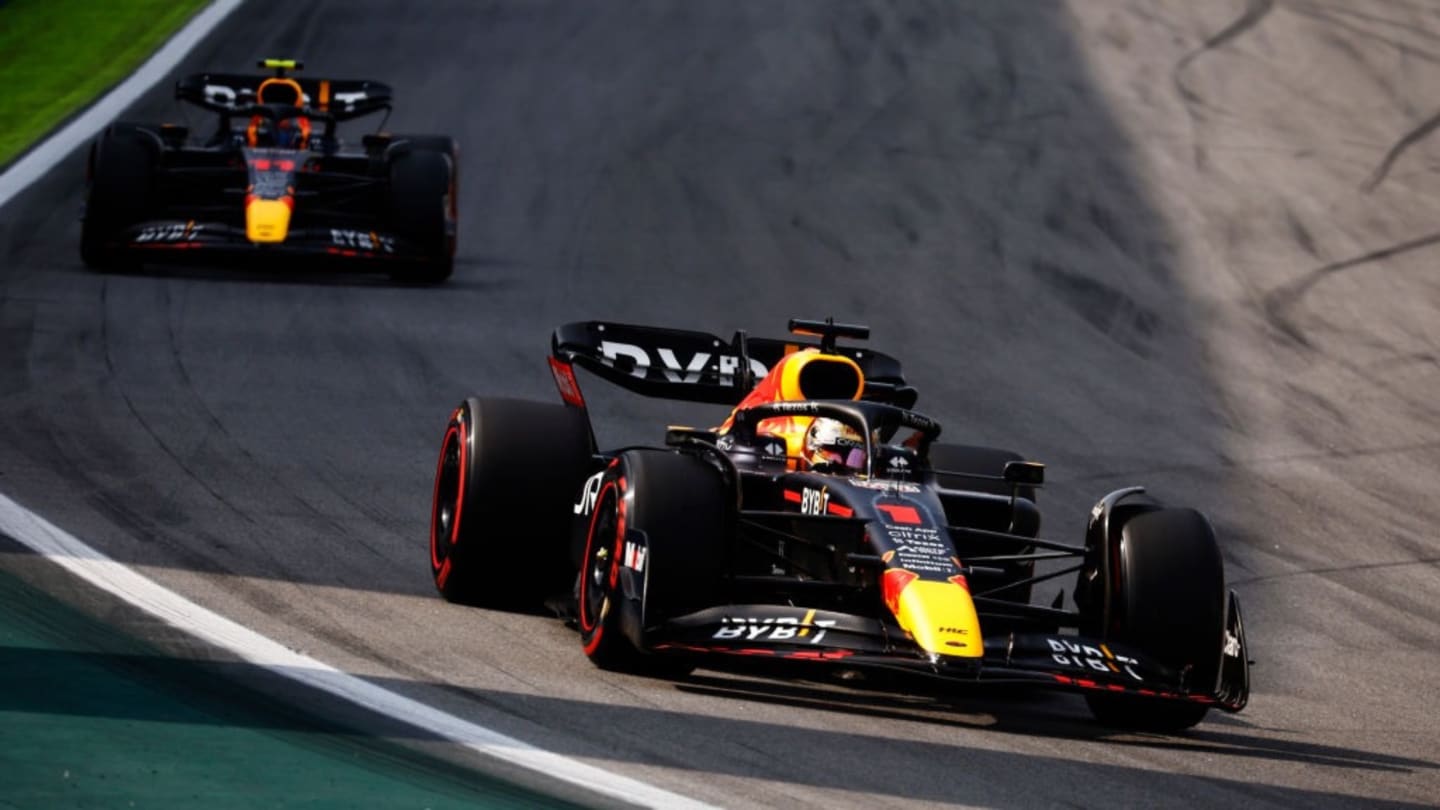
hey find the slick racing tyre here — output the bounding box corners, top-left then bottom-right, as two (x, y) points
(928, 443), (1038, 604)
(578, 450), (727, 675)
(1083, 507), (1225, 732)
(387, 138), (456, 284)
(80, 125), (156, 270)
(429, 397), (592, 608)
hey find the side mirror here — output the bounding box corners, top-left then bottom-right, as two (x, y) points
(1003, 461), (1045, 487)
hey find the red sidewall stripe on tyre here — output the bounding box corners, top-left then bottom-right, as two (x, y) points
(429, 419), (467, 588)
(578, 481), (619, 637)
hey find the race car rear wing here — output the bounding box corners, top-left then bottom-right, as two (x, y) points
(550, 320), (918, 407)
(175, 73), (393, 121)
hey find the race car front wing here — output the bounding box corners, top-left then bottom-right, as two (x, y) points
(103, 219), (438, 268)
(650, 595), (1250, 712)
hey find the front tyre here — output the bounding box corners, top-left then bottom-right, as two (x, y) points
(387, 140), (456, 284)
(577, 477), (639, 670)
(579, 450), (728, 675)
(1083, 507), (1225, 732)
(80, 125), (156, 270)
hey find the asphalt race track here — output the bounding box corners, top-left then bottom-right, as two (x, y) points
(2, 1), (1439, 806)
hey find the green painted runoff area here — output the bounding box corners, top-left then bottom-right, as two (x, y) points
(0, 0), (209, 167)
(0, 566), (580, 808)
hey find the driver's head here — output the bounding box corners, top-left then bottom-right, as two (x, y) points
(249, 113), (310, 149)
(805, 418), (866, 473)
(251, 78), (309, 149)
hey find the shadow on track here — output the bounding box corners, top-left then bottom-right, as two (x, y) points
(87, 254), (524, 293)
(4, 642), (1431, 808)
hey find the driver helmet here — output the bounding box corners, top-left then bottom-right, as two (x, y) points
(805, 418), (866, 473)
(246, 115), (310, 149)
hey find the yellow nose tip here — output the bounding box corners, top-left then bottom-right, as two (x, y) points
(894, 579), (984, 658)
(246, 199), (292, 243)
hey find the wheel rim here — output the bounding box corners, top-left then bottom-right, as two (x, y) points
(580, 488), (618, 631)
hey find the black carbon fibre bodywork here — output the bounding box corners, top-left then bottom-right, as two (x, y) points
(80, 65), (456, 277)
(538, 319), (1250, 719)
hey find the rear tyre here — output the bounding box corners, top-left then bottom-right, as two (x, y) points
(387, 140), (456, 283)
(579, 450), (727, 676)
(1083, 507), (1225, 732)
(429, 397), (592, 608)
(929, 443), (1037, 603)
(927, 443), (1034, 500)
(80, 126), (156, 270)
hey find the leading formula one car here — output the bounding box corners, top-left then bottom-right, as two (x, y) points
(428, 318), (1250, 731)
(81, 59), (457, 282)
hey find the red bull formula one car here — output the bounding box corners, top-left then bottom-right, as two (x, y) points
(428, 318), (1251, 730)
(80, 59), (456, 282)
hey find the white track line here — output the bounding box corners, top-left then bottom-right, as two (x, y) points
(0, 493), (713, 808)
(0, 0), (248, 209)
(0, 2), (714, 805)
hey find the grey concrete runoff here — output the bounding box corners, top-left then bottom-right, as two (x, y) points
(1, 1), (1438, 807)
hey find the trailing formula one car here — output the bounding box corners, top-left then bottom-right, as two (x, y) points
(81, 59), (457, 282)
(429, 318), (1251, 731)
